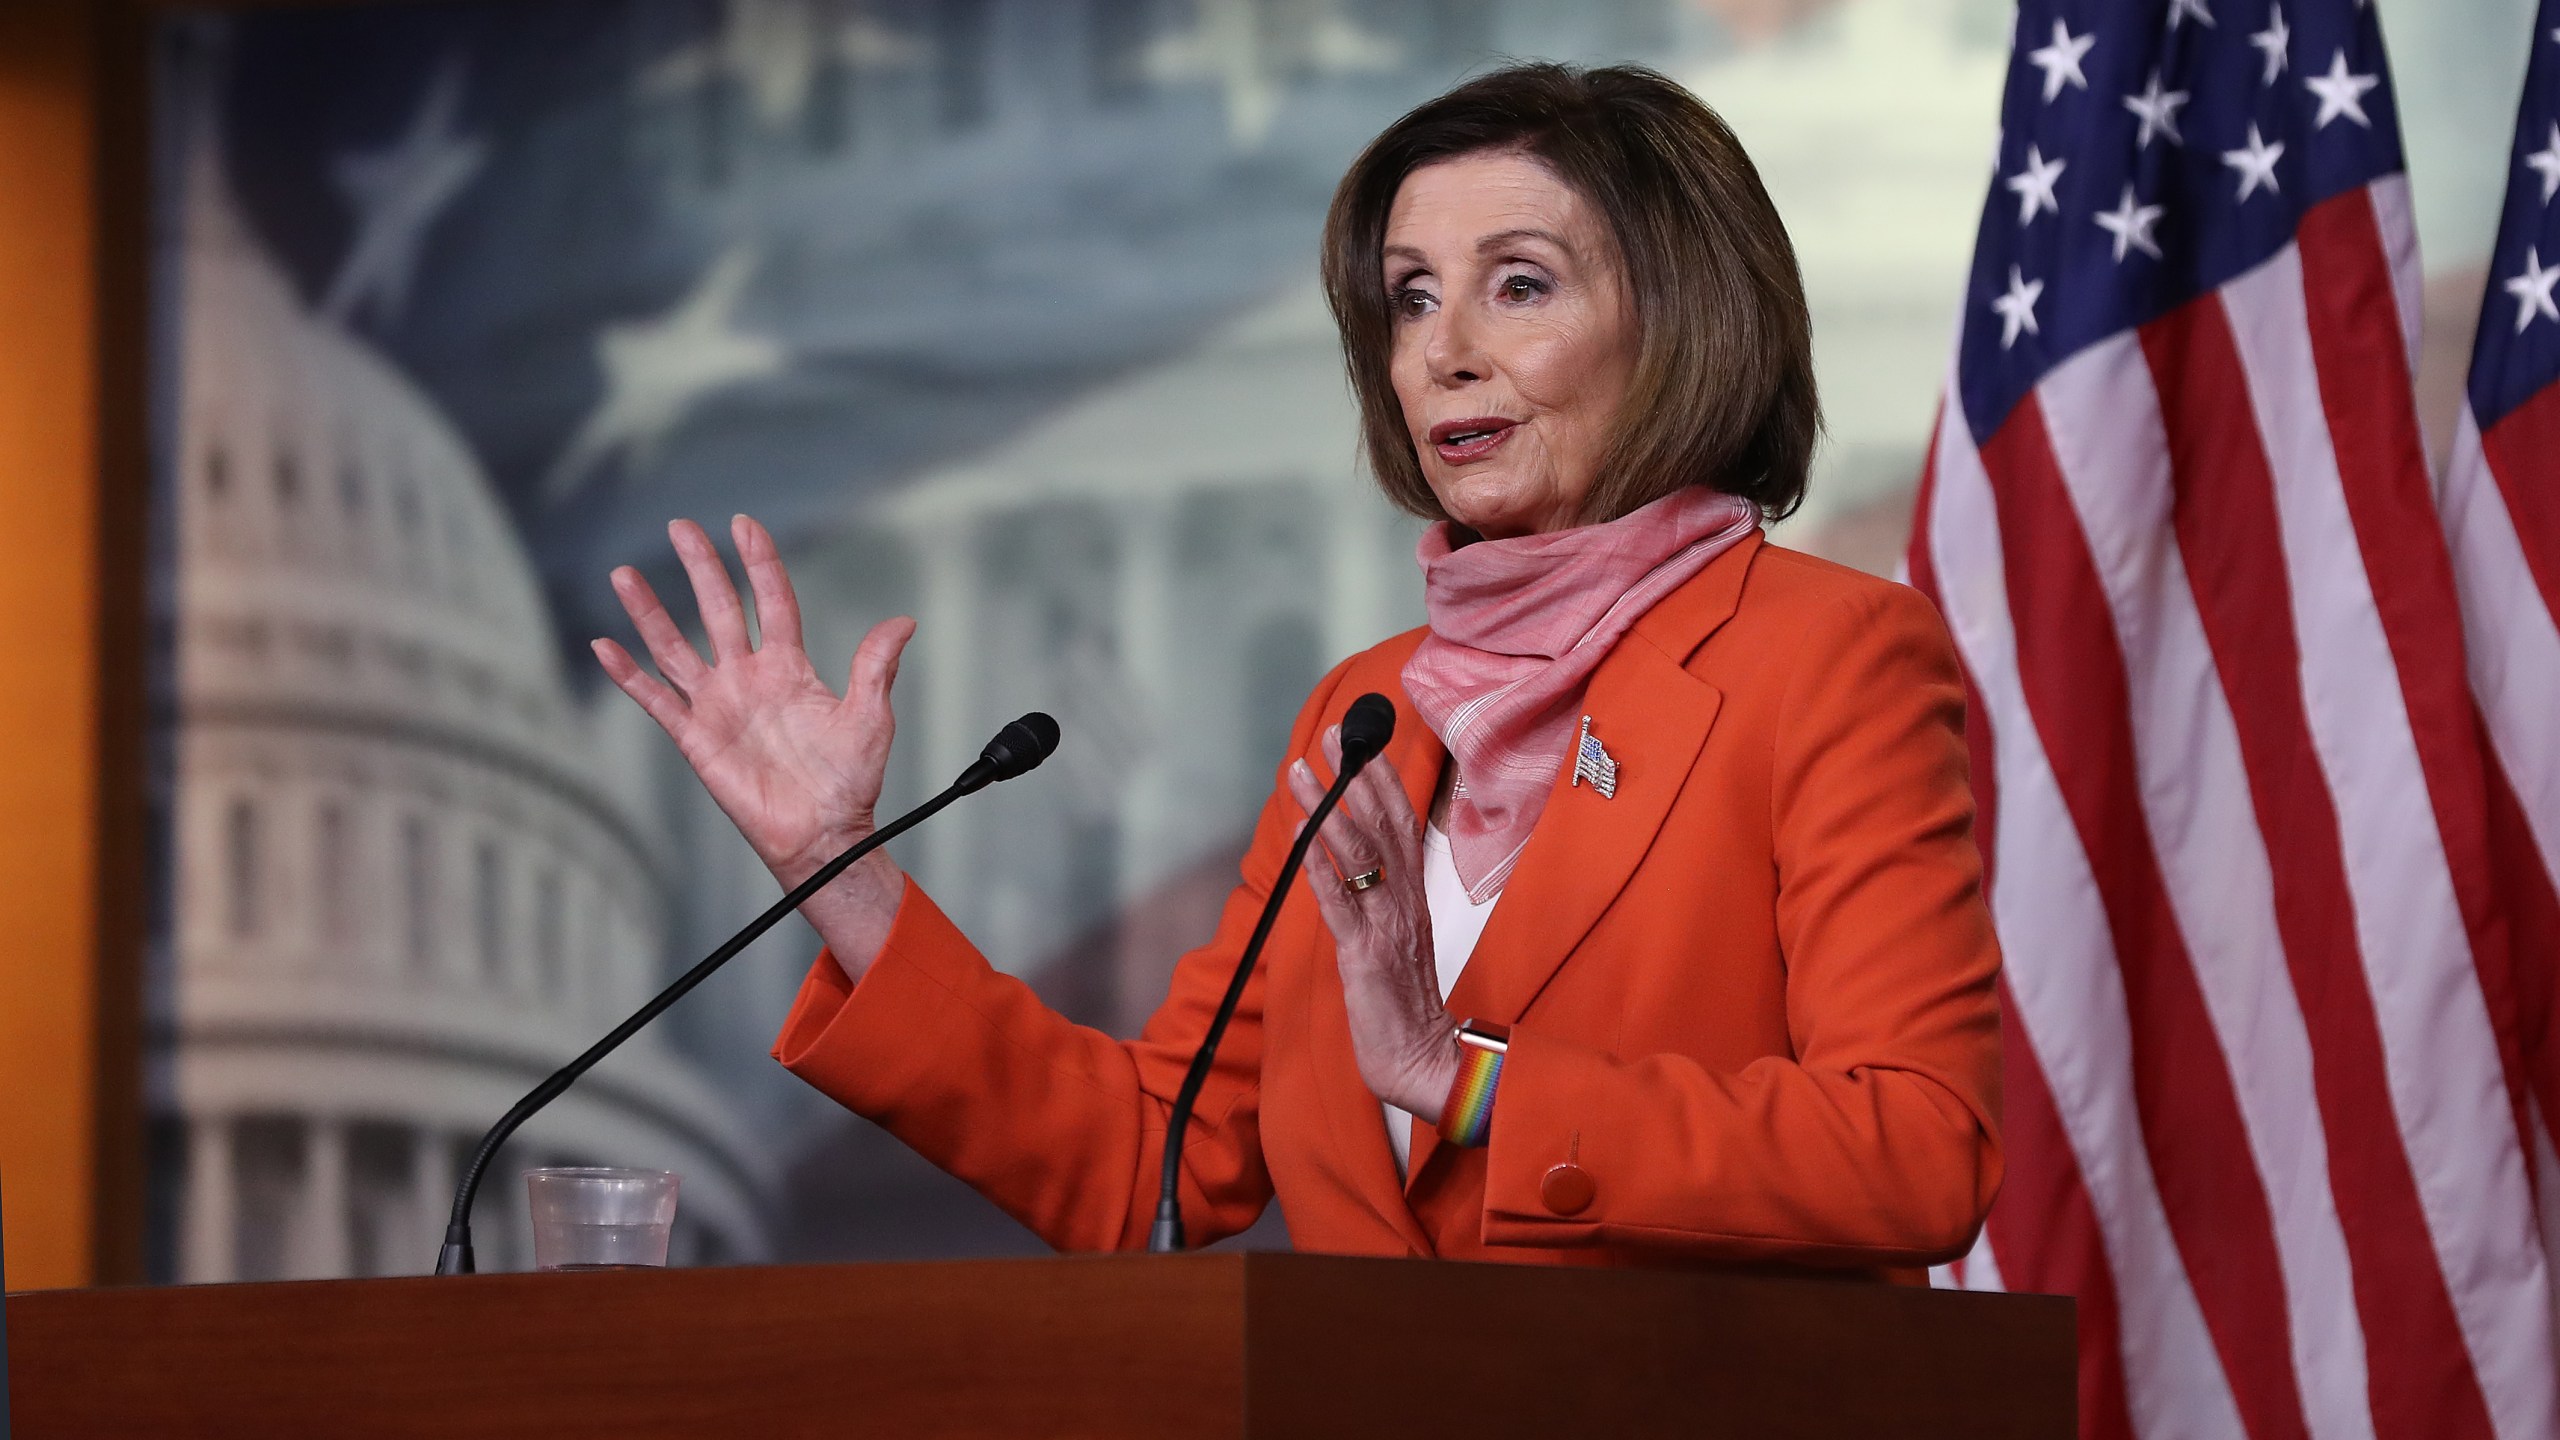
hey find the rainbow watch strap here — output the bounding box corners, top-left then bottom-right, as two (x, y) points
(1439, 1022), (1509, 1147)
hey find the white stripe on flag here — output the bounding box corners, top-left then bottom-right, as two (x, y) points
(2222, 245), (2560, 1439)
(2037, 334), (2373, 1440)
(1962, 1221), (2006, 1293)
(1924, 401), (2249, 1440)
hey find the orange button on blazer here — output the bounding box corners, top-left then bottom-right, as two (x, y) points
(774, 534), (2003, 1276)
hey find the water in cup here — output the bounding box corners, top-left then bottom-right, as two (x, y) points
(525, 1167), (679, 1271)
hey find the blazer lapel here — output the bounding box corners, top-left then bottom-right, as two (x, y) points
(1304, 650), (1445, 1253)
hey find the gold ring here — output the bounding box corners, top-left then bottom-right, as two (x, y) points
(1343, 868), (1384, 893)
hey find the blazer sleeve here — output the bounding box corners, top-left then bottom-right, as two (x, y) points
(1478, 582), (2004, 1266)
(768, 658), (1357, 1252)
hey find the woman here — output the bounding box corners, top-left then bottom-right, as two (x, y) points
(593, 64), (2000, 1276)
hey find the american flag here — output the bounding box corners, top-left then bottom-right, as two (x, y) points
(2448, 0), (2560, 1342)
(1905, 2), (2560, 1437)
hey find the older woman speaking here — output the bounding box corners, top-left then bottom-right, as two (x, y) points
(593, 63), (2001, 1276)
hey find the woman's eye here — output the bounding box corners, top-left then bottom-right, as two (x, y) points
(1499, 274), (1546, 302)
(1391, 287), (1437, 319)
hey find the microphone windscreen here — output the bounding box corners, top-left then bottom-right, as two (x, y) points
(980, 712), (1061, 782)
(1338, 692), (1397, 762)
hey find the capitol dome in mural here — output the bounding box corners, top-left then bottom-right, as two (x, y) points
(155, 125), (772, 1279)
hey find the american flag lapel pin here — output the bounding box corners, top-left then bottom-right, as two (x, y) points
(1571, 715), (1619, 799)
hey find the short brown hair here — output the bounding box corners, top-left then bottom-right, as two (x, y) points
(1320, 63), (1820, 525)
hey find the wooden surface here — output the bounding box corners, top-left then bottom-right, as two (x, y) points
(1247, 1255), (2074, 1438)
(7, 1254), (2072, 1438)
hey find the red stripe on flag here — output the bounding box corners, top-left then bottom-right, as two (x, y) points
(2296, 195), (2534, 1151)
(1979, 395), (2311, 1440)
(1990, 979), (2136, 1440)
(2473, 426), (2560, 1158)
(2482, 722), (2560, 1147)
(2478, 386), (2560, 625)
(2142, 294), (2499, 1440)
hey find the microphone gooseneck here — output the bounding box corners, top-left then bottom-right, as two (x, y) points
(1148, 692), (1397, 1253)
(434, 712), (1060, 1276)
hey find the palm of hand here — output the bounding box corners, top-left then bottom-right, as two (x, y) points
(674, 653), (885, 873)
(592, 516), (913, 887)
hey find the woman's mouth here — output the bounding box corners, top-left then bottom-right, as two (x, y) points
(1429, 417), (1520, 465)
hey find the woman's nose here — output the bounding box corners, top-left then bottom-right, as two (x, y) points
(1424, 304), (1487, 386)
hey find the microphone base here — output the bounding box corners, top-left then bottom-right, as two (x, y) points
(434, 1238), (475, 1276)
(1145, 1217), (1184, 1254)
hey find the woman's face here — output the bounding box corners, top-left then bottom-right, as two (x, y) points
(1383, 150), (1639, 540)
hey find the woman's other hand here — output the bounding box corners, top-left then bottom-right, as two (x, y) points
(1287, 732), (1460, 1122)
(592, 514), (911, 974)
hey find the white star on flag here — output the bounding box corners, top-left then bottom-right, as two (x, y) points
(2095, 185), (2165, 261)
(2168, 0), (2215, 31)
(321, 58), (487, 328)
(2506, 246), (2560, 333)
(543, 245), (788, 499)
(2124, 71), (2190, 149)
(642, 0), (817, 127)
(2027, 20), (2095, 103)
(2249, 5), (2291, 85)
(1992, 265), (2044, 349)
(2526, 123), (2560, 204)
(2304, 49), (2380, 129)
(2008, 145), (2067, 224)
(2223, 122), (2286, 201)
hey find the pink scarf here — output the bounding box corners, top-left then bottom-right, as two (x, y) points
(1401, 486), (1759, 901)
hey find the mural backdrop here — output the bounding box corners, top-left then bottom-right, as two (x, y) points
(143, 0), (2529, 1280)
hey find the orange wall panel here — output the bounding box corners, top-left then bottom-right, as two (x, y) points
(0, 0), (102, 1292)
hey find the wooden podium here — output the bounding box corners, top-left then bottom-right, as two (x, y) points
(6, 1253), (2071, 1437)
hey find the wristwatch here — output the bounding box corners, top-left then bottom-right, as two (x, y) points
(1438, 1019), (1511, 1146)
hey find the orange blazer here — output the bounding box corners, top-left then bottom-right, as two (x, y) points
(774, 533), (2003, 1275)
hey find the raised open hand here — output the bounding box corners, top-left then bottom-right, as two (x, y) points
(592, 515), (913, 893)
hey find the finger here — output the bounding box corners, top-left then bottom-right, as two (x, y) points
(1288, 760), (1369, 932)
(1301, 760), (1390, 890)
(609, 564), (710, 689)
(670, 518), (753, 663)
(1314, 792), (1389, 889)
(1286, 759), (1362, 882)
(1285, 756), (1330, 828)
(843, 616), (917, 721)
(732, 513), (805, 654)
(592, 638), (691, 740)
(1344, 753), (1423, 860)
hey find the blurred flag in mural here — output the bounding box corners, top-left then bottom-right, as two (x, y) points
(1909, 0), (2560, 1436)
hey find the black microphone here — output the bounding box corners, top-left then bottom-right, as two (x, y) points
(1147, 692), (1396, 1253)
(435, 712), (1062, 1276)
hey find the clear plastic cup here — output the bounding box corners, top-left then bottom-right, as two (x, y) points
(525, 1167), (679, 1271)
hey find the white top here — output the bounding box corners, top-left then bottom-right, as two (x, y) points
(1385, 821), (1503, 1178)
